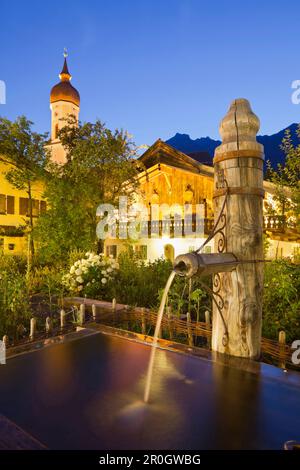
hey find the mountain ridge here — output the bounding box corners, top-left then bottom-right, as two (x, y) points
(166, 123), (299, 168)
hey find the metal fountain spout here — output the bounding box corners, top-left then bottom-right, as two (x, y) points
(173, 252), (239, 278)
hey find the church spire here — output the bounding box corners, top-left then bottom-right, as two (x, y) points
(49, 50), (80, 164)
(59, 49), (72, 82)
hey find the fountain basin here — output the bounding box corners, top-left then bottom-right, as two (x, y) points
(0, 327), (299, 449)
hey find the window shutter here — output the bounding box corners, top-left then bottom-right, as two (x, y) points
(19, 198), (29, 216)
(6, 196), (15, 214)
(32, 199), (39, 217)
(0, 195), (6, 214)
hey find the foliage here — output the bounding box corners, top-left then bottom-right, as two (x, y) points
(82, 249), (210, 318)
(0, 254), (31, 339)
(28, 265), (65, 302)
(68, 249), (87, 267)
(158, 274), (209, 321)
(62, 252), (119, 299)
(266, 127), (300, 230)
(263, 233), (271, 258)
(112, 251), (172, 308)
(35, 118), (139, 263)
(0, 226), (25, 237)
(0, 254), (65, 339)
(0, 253), (27, 275)
(263, 259), (300, 342)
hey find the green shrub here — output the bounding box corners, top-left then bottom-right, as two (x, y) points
(62, 252), (118, 300)
(107, 251), (210, 319)
(111, 252), (172, 308)
(0, 255), (31, 339)
(0, 253), (27, 276)
(262, 259), (300, 342)
(29, 265), (65, 301)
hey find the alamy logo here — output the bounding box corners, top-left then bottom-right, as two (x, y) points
(0, 340), (6, 365)
(291, 80), (300, 104)
(96, 197), (206, 240)
(0, 80), (6, 104)
(291, 340), (300, 365)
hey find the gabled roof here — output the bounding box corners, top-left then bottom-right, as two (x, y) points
(138, 139), (213, 177)
(186, 151), (213, 166)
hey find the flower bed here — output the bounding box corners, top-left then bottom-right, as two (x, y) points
(62, 252), (119, 298)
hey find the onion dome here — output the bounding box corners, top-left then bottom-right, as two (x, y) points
(50, 54), (80, 107)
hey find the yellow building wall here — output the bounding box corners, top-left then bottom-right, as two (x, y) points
(0, 160), (45, 255)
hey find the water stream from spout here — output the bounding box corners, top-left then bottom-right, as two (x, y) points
(143, 271), (176, 403)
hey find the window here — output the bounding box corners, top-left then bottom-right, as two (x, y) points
(40, 200), (47, 213)
(294, 246), (300, 259)
(19, 197), (29, 216)
(164, 244), (175, 262)
(135, 245), (147, 260)
(19, 198), (46, 217)
(8, 243), (15, 251)
(6, 196), (15, 215)
(106, 245), (117, 258)
(0, 195), (6, 214)
(32, 199), (39, 217)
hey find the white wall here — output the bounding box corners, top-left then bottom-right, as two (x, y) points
(104, 237), (214, 262)
(267, 239), (299, 259)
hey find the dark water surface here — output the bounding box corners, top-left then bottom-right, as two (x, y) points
(0, 332), (300, 449)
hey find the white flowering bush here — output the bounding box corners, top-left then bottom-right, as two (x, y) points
(62, 252), (119, 298)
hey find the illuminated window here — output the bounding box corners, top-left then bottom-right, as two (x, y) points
(106, 245), (117, 258)
(0, 195), (6, 214)
(135, 245), (147, 260)
(164, 244), (175, 262)
(184, 185), (194, 203)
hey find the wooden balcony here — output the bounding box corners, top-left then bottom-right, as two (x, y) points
(116, 215), (297, 239)
(264, 215), (291, 233)
(118, 218), (215, 238)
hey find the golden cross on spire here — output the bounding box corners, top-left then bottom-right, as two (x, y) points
(63, 48), (68, 58)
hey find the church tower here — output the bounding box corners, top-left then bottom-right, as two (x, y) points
(49, 51), (80, 164)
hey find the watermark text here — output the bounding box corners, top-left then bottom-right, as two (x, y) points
(0, 80), (6, 104)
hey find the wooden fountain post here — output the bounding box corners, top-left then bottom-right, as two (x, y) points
(212, 99), (264, 359)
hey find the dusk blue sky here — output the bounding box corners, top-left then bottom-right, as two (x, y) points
(1, 0), (300, 146)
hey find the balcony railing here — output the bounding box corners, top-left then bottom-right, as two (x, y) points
(117, 218), (215, 238)
(115, 215), (297, 239)
(264, 215), (291, 232)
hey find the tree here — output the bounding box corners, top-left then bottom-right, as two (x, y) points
(266, 127), (300, 231)
(35, 118), (140, 263)
(0, 116), (49, 256)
